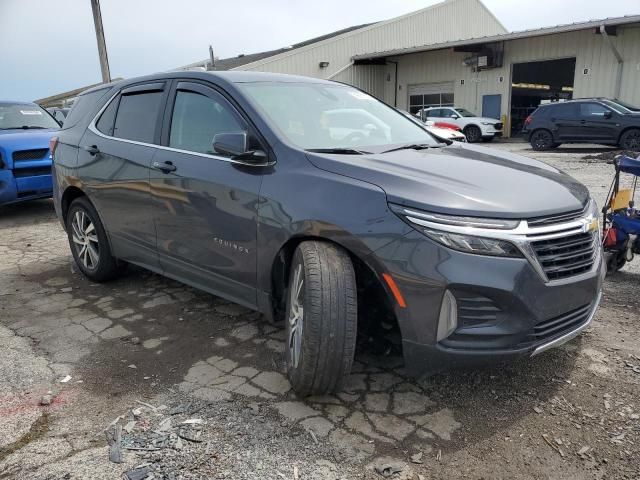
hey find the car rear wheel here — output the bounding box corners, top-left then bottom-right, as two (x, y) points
(619, 129), (640, 151)
(464, 125), (482, 143)
(285, 241), (357, 396)
(66, 197), (121, 282)
(530, 129), (554, 151)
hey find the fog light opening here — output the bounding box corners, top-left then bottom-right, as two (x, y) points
(437, 290), (458, 342)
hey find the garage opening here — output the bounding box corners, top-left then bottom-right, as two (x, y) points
(510, 57), (576, 133)
(408, 82), (454, 116)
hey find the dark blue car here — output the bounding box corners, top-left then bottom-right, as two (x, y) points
(0, 101), (59, 206)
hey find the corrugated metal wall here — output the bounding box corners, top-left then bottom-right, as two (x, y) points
(391, 24), (640, 135)
(232, 0), (507, 98)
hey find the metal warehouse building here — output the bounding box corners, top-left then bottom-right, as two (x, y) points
(181, 0), (640, 138)
(40, 0), (640, 138)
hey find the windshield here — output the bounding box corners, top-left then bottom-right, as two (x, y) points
(0, 103), (60, 130)
(454, 108), (476, 118)
(602, 99), (639, 114)
(238, 82), (438, 150)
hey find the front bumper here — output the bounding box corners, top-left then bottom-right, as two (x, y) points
(372, 230), (605, 375)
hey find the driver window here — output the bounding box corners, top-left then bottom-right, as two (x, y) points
(169, 90), (244, 155)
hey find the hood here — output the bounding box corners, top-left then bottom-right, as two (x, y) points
(0, 128), (57, 151)
(473, 117), (501, 124)
(305, 143), (589, 219)
(0, 129), (56, 169)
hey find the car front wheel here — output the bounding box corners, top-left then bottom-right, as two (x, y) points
(620, 129), (640, 151)
(285, 241), (357, 396)
(464, 125), (482, 143)
(66, 197), (121, 282)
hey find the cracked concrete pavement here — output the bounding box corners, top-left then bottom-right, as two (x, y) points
(1, 143), (639, 479)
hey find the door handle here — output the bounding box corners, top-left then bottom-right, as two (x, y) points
(83, 145), (100, 155)
(152, 160), (177, 173)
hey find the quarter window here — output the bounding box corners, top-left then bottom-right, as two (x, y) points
(169, 90), (244, 155)
(113, 91), (163, 143)
(96, 95), (119, 136)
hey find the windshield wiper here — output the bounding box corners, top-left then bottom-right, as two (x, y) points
(381, 143), (438, 154)
(0, 126), (48, 130)
(306, 148), (370, 155)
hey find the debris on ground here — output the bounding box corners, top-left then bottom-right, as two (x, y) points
(582, 150), (638, 163)
(39, 393), (54, 406)
(374, 462), (403, 477)
(107, 423), (124, 464)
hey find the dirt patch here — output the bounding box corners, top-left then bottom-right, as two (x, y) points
(582, 150), (639, 163)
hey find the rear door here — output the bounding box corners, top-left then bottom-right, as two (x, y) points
(79, 82), (168, 270)
(549, 103), (581, 141)
(578, 102), (619, 143)
(150, 80), (264, 308)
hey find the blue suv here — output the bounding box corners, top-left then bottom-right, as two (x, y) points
(0, 101), (59, 206)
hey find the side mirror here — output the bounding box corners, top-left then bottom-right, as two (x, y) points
(450, 114), (458, 119)
(604, 110), (613, 119)
(213, 132), (268, 164)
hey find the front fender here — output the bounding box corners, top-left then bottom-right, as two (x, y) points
(256, 159), (411, 293)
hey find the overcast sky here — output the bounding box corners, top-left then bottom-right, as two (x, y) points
(1, 0), (638, 102)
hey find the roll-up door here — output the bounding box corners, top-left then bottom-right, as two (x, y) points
(408, 82), (454, 115)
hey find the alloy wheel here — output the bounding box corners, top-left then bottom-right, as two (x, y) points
(288, 263), (304, 368)
(71, 210), (100, 270)
(532, 130), (552, 150)
(623, 131), (640, 150)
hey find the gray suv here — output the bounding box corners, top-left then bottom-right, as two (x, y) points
(51, 71), (604, 395)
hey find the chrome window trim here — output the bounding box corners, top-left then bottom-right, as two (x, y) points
(87, 90), (274, 167)
(398, 205), (602, 284)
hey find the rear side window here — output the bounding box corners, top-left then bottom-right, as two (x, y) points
(113, 91), (163, 143)
(169, 90), (244, 155)
(546, 103), (578, 117)
(580, 102), (610, 117)
(64, 88), (110, 129)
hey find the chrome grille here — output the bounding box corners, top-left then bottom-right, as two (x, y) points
(531, 232), (596, 280)
(528, 206), (588, 227)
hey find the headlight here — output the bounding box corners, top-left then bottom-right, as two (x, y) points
(390, 204), (523, 258)
(422, 228), (522, 257)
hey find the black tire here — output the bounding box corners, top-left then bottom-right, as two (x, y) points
(464, 125), (482, 143)
(619, 129), (640, 151)
(285, 241), (357, 396)
(606, 252), (627, 275)
(66, 196), (120, 282)
(530, 129), (554, 151)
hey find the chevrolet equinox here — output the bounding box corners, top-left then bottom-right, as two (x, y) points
(52, 72), (604, 395)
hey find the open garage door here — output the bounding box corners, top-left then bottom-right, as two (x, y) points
(408, 82), (454, 116)
(510, 58), (576, 134)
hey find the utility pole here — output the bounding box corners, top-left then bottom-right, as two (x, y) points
(208, 45), (215, 70)
(90, 0), (111, 83)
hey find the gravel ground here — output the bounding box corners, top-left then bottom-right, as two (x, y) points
(0, 142), (639, 480)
